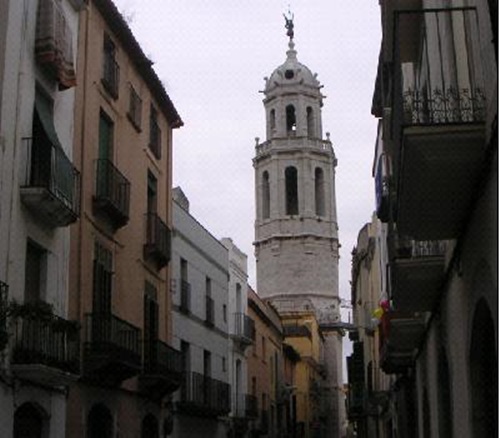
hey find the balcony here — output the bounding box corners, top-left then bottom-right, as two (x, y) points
(83, 313), (141, 385)
(93, 159), (130, 229)
(390, 234), (446, 312)
(390, 8), (487, 240)
(139, 339), (184, 399)
(179, 281), (191, 314)
(205, 296), (214, 327)
(233, 394), (258, 419)
(20, 138), (80, 227)
(379, 311), (426, 374)
(144, 213), (171, 269)
(231, 313), (255, 347)
(11, 312), (80, 387)
(177, 372), (231, 417)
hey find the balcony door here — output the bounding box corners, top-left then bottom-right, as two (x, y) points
(97, 111), (113, 198)
(144, 283), (159, 370)
(92, 242), (112, 344)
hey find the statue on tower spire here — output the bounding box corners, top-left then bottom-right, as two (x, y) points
(283, 10), (294, 40)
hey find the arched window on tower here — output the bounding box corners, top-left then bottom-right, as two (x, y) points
(315, 167), (325, 216)
(270, 109), (276, 134)
(307, 107), (314, 138)
(262, 171), (270, 219)
(285, 166), (298, 215)
(286, 105), (296, 135)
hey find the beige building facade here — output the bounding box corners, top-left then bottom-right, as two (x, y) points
(67, 0), (183, 436)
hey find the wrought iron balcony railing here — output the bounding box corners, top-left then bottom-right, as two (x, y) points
(11, 313), (80, 374)
(140, 338), (184, 397)
(144, 338), (184, 376)
(94, 159), (130, 228)
(144, 213), (171, 269)
(21, 138), (80, 226)
(85, 312), (141, 358)
(232, 313), (256, 343)
(393, 235), (447, 259)
(179, 371), (231, 416)
(392, 8), (485, 129)
(83, 312), (141, 383)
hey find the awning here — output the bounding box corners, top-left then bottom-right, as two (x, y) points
(35, 91), (61, 148)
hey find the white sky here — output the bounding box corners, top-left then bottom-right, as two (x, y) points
(112, 0), (382, 313)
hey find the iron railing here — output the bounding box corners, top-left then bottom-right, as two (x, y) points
(394, 235), (447, 258)
(84, 312), (141, 362)
(143, 338), (184, 377)
(232, 313), (255, 342)
(180, 371), (231, 414)
(22, 137), (80, 217)
(144, 213), (171, 269)
(392, 8), (485, 129)
(94, 159), (130, 226)
(11, 314), (80, 374)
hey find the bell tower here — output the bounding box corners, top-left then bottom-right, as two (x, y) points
(253, 18), (340, 323)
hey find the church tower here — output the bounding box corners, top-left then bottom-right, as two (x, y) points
(253, 19), (340, 323)
(253, 16), (344, 437)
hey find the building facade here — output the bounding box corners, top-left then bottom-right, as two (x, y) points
(362, 0), (498, 437)
(253, 17), (344, 437)
(348, 216), (392, 437)
(170, 188), (231, 438)
(247, 287), (286, 438)
(66, 0), (183, 436)
(0, 1), (83, 436)
(221, 237), (257, 438)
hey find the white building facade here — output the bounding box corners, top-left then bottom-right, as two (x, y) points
(170, 188), (231, 438)
(0, 1), (83, 436)
(253, 22), (344, 437)
(221, 237), (256, 437)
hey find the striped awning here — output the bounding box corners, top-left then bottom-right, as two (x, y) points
(35, 0), (76, 90)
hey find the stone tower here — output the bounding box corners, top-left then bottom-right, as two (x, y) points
(253, 26), (341, 324)
(253, 17), (344, 437)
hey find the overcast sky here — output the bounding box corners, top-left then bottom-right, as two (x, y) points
(112, 0), (382, 313)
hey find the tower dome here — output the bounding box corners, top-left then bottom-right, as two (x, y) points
(264, 40), (322, 96)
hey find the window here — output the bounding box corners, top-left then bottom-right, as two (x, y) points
(180, 259), (190, 313)
(285, 166), (298, 215)
(24, 241), (46, 303)
(102, 34), (119, 98)
(149, 105), (161, 159)
(270, 109), (276, 132)
(98, 110), (113, 161)
(286, 105), (296, 134)
(205, 277), (214, 326)
(128, 85), (142, 131)
(262, 336), (266, 360)
(307, 107), (314, 137)
(262, 171), (270, 219)
(147, 171), (157, 214)
(181, 340), (190, 372)
(314, 167), (325, 216)
(203, 350), (211, 377)
(92, 241), (113, 314)
(223, 304), (227, 323)
(222, 356), (227, 372)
